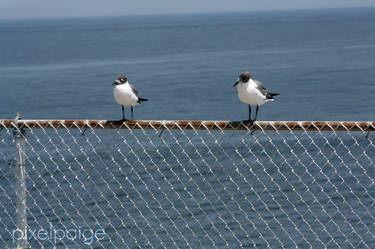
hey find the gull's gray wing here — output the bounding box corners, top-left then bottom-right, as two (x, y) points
(254, 79), (279, 99)
(253, 80), (269, 98)
(129, 83), (140, 98)
(129, 83), (148, 102)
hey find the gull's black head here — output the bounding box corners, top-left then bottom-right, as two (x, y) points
(113, 74), (128, 85)
(233, 71), (251, 87)
(239, 71), (251, 82)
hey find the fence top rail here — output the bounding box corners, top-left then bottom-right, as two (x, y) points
(1, 120), (375, 132)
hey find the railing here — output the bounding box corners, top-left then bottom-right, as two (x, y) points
(1, 118), (374, 248)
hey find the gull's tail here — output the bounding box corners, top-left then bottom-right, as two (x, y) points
(138, 97), (148, 103)
(266, 92), (279, 101)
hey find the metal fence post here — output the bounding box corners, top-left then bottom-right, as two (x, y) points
(13, 113), (27, 249)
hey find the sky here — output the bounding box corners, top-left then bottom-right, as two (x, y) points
(1, 0), (375, 19)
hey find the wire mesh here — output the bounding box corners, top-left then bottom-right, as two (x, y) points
(0, 120), (374, 248)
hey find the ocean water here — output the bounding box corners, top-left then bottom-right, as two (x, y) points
(1, 8), (375, 249)
(1, 8), (375, 121)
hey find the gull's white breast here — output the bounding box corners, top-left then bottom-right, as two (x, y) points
(237, 79), (267, 106)
(113, 83), (139, 107)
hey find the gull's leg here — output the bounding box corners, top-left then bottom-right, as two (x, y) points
(248, 105), (251, 121)
(122, 105), (125, 120)
(131, 106), (134, 120)
(254, 105), (259, 122)
(243, 105), (253, 124)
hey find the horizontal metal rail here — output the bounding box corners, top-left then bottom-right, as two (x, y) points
(1, 120), (375, 131)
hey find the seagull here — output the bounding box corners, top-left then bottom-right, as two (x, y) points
(233, 71), (278, 124)
(113, 74), (148, 121)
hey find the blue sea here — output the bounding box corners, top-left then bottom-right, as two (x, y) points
(1, 8), (375, 249)
(1, 8), (375, 121)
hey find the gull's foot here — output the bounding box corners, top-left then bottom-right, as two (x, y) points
(107, 119), (129, 126)
(242, 119), (254, 126)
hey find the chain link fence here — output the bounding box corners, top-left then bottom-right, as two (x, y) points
(0, 118), (374, 248)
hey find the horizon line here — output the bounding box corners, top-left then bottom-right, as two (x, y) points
(0, 6), (374, 22)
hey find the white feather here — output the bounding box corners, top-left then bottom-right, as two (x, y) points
(113, 82), (140, 107)
(237, 79), (269, 106)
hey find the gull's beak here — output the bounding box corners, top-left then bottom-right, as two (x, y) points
(112, 81), (118, 86)
(233, 81), (239, 87)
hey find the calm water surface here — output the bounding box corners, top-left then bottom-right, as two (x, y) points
(0, 8), (375, 121)
(1, 8), (375, 249)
